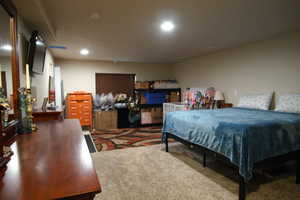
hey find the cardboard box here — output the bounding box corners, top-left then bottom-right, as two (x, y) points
(169, 92), (180, 102)
(151, 107), (163, 123)
(135, 81), (150, 89)
(94, 110), (117, 130)
(141, 108), (152, 124)
(140, 94), (147, 104)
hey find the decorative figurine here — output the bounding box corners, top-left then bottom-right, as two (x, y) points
(18, 64), (37, 134)
(128, 97), (140, 128)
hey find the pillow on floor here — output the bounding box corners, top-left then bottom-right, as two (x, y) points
(275, 93), (300, 114)
(237, 92), (273, 110)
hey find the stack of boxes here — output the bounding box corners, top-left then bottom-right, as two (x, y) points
(135, 81), (150, 89)
(135, 80), (181, 125)
(141, 107), (163, 125)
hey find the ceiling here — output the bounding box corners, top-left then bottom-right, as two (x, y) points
(12, 0), (300, 63)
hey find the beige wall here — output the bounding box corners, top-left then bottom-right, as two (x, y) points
(18, 16), (32, 88)
(31, 49), (54, 108)
(173, 31), (300, 105)
(58, 59), (173, 96)
(17, 17), (55, 108)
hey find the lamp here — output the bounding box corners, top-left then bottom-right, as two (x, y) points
(214, 91), (224, 109)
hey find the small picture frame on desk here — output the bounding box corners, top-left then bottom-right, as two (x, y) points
(42, 97), (48, 111)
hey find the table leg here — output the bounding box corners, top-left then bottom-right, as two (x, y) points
(239, 175), (246, 200)
(165, 132), (169, 152)
(203, 150), (206, 167)
(297, 159), (300, 184)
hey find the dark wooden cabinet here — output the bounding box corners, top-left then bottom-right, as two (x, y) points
(1, 120), (18, 144)
(117, 108), (130, 128)
(33, 109), (63, 122)
(0, 119), (101, 200)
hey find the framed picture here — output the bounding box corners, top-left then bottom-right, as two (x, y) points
(42, 97), (48, 111)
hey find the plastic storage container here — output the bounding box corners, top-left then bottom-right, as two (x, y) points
(142, 92), (166, 104)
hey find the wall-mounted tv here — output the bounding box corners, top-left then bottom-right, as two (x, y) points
(27, 30), (46, 74)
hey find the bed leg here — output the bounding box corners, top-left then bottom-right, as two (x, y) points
(165, 132), (169, 152)
(203, 150), (206, 167)
(239, 175), (246, 200)
(296, 159), (300, 184)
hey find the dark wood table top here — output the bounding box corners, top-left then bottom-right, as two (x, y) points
(32, 109), (64, 122)
(0, 119), (101, 200)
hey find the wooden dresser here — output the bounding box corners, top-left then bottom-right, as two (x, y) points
(0, 119), (101, 200)
(67, 92), (92, 128)
(33, 109), (63, 122)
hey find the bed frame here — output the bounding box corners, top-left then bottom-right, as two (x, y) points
(164, 132), (300, 200)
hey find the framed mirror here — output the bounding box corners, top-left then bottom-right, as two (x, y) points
(0, 0), (20, 122)
(0, 0), (20, 172)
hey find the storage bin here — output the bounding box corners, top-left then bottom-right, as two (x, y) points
(169, 92), (180, 102)
(142, 92), (166, 104)
(94, 110), (118, 130)
(141, 108), (152, 124)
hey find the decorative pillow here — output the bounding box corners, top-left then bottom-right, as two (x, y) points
(275, 94), (300, 113)
(237, 93), (273, 110)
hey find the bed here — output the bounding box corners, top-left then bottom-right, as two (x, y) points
(163, 107), (300, 200)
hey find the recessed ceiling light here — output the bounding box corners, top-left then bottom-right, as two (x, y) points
(36, 40), (44, 46)
(90, 12), (101, 20)
(0, 44), (12, 51)
(80, 48), (89, 55)
(160, 21), (175, 32)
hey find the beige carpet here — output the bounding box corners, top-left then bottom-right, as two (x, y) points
(91, 143), (300, 200)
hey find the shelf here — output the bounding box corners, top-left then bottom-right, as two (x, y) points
(139, 104), (163, 108)
(135, 88), (181, 92)
(139, 123), (162, 127)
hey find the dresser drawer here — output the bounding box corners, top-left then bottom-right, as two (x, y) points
(2, 121), (18, 144)
(75, 95), (91, 101)
(82, 112), (90, 116)
(68, 95), (77, 101)
(69, 100), (78, 105)
(68, 105), (78, 111)
(68, 112), (78, 118)
(81, 105), (91, 111)
(81, 100), (91, 104)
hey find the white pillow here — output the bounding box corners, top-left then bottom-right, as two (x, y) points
(237, 93), (273, 110)
(275, 94), (300, 113)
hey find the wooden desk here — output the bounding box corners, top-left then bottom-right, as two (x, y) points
(220, 103), (233, 108)
(0, 119), (101, 200)
(33, 109), (63, 122)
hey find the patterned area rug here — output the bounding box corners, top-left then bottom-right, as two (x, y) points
(91, 127), (172, 152)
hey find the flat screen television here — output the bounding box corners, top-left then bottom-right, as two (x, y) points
(27, 31), (46, 74)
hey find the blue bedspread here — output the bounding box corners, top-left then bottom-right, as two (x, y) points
(163, 108), (300, 180)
